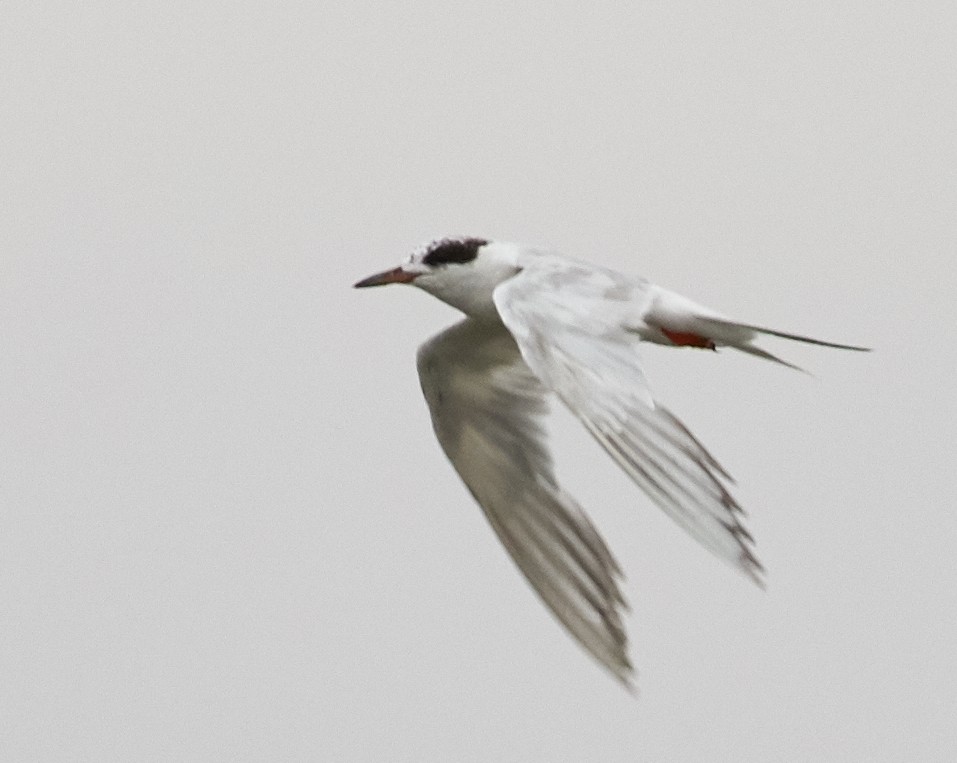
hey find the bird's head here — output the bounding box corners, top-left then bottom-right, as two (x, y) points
(354, 237), (522, 318)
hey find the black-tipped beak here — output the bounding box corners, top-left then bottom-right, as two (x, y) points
(353, 267), (417, 288)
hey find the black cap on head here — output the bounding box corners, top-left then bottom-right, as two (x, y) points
(422, 237), (488, 267)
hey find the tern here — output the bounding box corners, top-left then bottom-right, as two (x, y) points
(355, 237), (868, 686)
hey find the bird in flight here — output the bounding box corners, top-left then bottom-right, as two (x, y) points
(354, 237), (868, 687)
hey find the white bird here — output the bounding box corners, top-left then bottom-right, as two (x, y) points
(355, 237), (868, 687)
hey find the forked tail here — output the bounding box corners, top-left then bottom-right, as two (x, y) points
(694, 316), (871, 371)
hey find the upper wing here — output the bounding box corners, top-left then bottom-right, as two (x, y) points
(416, 319), (633, 686)
(493, 265), (763, 584)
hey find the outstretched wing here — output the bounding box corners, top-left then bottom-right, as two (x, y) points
(416, 319), (633, 686)
(493, 266), (763, 584)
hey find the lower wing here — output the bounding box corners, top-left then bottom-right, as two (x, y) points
(416, 319), (634, 686)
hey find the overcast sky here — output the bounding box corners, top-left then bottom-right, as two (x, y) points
(2, 2), (956, 761)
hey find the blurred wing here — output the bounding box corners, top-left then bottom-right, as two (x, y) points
(494, 267), (763, 584)
(416, 319), (633, 685)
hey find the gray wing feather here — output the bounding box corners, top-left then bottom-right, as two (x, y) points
(416, 319), (633, 686)
(494, 268), (763, 585)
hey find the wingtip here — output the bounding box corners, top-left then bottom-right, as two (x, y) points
(741, 554), (767, 590)
(622, 675), (640, 698)
(611, 664), (639, 696)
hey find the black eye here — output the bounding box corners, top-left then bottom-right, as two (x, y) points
(422, 238), (487, 267)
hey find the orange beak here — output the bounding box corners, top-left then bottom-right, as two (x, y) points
(353, 267), (418, 288)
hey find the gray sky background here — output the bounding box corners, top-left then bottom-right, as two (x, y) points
(2, 2), (956, 761)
